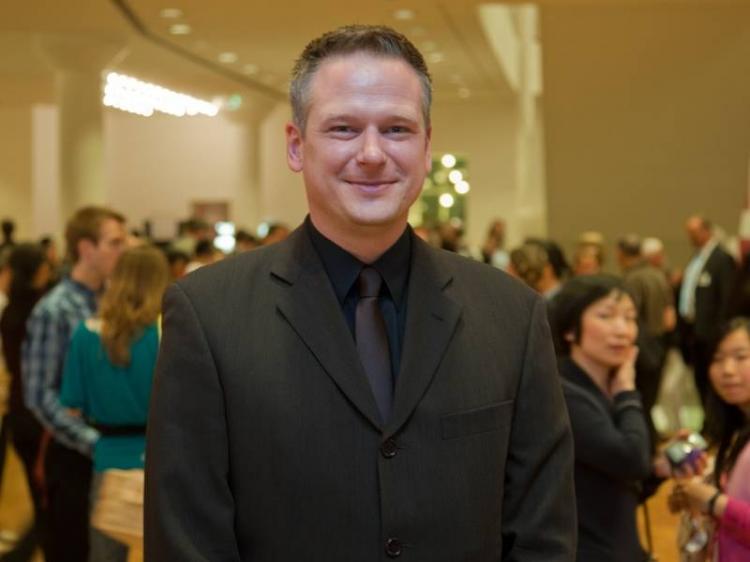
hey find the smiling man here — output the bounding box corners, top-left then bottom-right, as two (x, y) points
(145, 25), (575, 562)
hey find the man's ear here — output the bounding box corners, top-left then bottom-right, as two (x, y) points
(423, 125), (432, 173)
(285, 122), (303, 173)
(77, 238), (96, 262)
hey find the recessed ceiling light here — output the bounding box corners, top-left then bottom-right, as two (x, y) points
(428, 52), (444, 63)
(394, 9), (415, 21)
(169, 23), (191, 35)
(243, 64), (259, 75)
(458, 87), (471, 99)
(218, 52), (238, 64)
(160, 8), (183, 18)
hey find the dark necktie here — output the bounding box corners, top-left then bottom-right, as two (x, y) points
(356, 266), (394, 422)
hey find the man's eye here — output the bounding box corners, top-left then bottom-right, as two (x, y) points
(330, 125), (354, 134)
(387, 126), (409, 134)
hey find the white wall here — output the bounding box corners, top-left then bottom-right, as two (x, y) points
(257, 103), (307, 229)
(431, 97), (524, 249)
(0, 105), (33, 239)
(104, 109), (256, 237)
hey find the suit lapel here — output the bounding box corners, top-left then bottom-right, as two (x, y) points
(270, 227), (383, 431)
(386, 239), (462, 436)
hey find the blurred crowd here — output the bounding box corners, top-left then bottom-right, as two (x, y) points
(0, 208), (749, 561)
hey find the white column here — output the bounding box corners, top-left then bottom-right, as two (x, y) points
(36, 35), (126, 224)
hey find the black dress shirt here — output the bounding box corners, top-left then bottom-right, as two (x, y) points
(305, 216), (411, 380)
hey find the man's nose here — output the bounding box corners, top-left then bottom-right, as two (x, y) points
(356, 128), (387, 165)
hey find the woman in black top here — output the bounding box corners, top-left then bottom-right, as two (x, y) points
(549, 275), (651, 562)
(0, 243), (52, 561)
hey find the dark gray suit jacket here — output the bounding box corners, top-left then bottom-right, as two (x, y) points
(694, 244), (736, 341)
(145, 226), (576, 561)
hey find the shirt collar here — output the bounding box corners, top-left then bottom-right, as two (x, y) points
(305, 216), (411, 309)
(63, 276), (99, 306)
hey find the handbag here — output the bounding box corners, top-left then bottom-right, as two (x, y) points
(90, 468), (145, 541)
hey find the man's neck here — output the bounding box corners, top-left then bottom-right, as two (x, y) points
(70, 262), (103, 292)
(309, 215), (407, 264)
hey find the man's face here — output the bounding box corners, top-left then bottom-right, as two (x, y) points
(286, 53), (431, 239)
(685, 218), (708, 248)
(91, 218), (127, 280)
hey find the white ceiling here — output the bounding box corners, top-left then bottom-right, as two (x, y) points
(1, 0), (523, 108)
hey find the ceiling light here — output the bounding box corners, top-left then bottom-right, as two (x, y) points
(458, 87), (471, 99)
(428, 52), (444, 64)
(243, 63), (259, 75)
(160, 8), (183, 18)
(439, 193), (455, 208)
(441, 154), (456, 168)
(455, 181), (470, 195)
(169, 23), (191, 35)
(448, 170), (463, 184)
(102, 72), (219, 118)
(394, 9), (415, 20)
(218, 52), (238, 64)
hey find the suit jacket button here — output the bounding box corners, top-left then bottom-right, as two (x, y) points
(385, 537), (402, 557)
(381, 439), (398, 458)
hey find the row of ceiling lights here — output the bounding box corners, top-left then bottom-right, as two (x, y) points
(158, 6), (471, 100)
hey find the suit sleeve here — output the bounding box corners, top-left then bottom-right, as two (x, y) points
(501, 297), (577, 561)
(144, 283), (241, 562)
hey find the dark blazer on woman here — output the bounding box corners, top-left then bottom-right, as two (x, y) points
(559, 357), (651, 562)
(145, 224), (576, 562)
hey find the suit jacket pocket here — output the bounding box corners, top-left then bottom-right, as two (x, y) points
(441, 400), (514, 440)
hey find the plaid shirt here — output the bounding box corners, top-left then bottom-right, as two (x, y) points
(22, 277), (100, 454)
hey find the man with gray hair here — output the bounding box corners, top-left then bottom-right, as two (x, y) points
(678, 215), (737, 403)
(146, 25), (575, 561)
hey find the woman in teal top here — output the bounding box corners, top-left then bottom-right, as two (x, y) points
(60, 245), (169, 562)
(61, 319), (159, 471)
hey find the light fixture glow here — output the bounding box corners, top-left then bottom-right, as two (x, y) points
(103, 72), (219, 118)
(169, 23), (191, 35)
(455, 181), (470, 194)
(458, 87), (471, 99)
(243, 63), (259, 75)
(441, 154), (456, 168)
(439, 193), (455, 208)
(448, 170), (463, 184)
(218, 52), (238, 64)
(160, 8), (183, 18)
(394, 9), (415, 20)
(428, 52), (444, 64)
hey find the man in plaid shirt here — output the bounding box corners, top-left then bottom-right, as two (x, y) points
(23, 206), (126, 562)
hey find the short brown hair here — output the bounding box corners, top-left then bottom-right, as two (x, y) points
(65, 206), (125, 262)
(290, 25), (432, 133)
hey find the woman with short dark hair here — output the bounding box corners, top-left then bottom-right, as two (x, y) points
(549, 275), (651, 562)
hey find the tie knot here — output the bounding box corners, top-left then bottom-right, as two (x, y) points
(358, 266), (383, 298)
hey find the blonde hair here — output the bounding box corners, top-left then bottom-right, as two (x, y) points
(100, 246), (169, 366)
